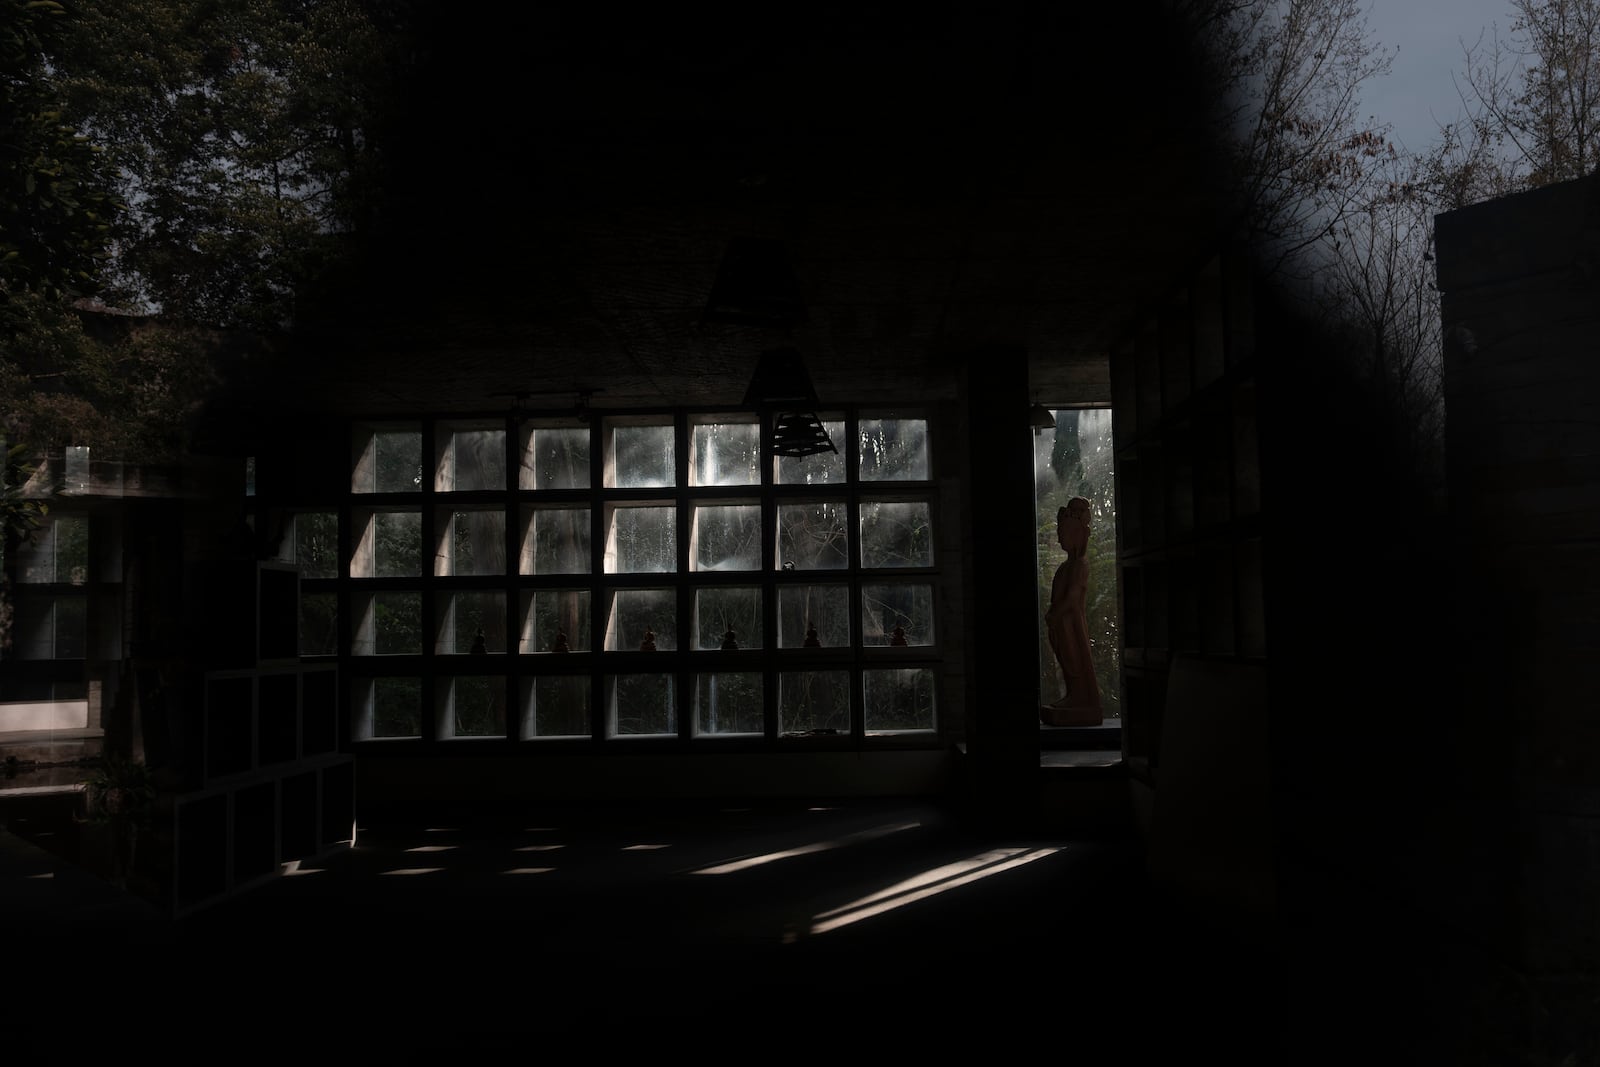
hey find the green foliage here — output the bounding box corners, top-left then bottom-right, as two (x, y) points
(85, 752), (154, 826)
(49, 0), (413, 331)
(0, 0), (123, 322)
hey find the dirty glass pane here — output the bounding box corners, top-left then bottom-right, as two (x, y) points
(696, 673), (763, 735)
(521, 425), (591, 490)
(521, 589), (590, 654)
(858, 416), (929, 481)
(776, 500), (847, 570)
(441, 509), (506, 576)
(449, 676), (505, 738)
(372, 677), (421, 738)
(865, 668), (936, 732)
(441, 427), (506, 492)
(437, 591), (506, 654)
(300, 593), (337, 656)
(775, 416), (845, 484)
(612, 673), (675, 736)
(353, 427), (423, 493)
(860, 501), (933, 568)
(694, 586), (762, 649)
(10, 599), (53, 658)
(778, 671), (850, 735)
(861, 583), (935, 645)
(293, 512), (338, 578)
(692, 503), (761, 571)
(777, 584), (849, 648)
(606, 422), (675, 488)
(526, 675), (591, 738)
(356, 510), (421, 578)
(354, 592), (421, 656)
(691, 419), (761, 486)
(54, 597), (85, 658)
(521, 507), (590, 574)
(16, 516), (88, 584)
(606, 588), (676, 651)
(605, 505), (676, 573)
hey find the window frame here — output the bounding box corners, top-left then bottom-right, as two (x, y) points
(317, 407), (943, 748)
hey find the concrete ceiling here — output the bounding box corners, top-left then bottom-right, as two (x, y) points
(277, 1), (1235, 420)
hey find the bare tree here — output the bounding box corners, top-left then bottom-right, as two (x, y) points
(1452, 0), (1600, 193)
(1174, 0), (1397, 276)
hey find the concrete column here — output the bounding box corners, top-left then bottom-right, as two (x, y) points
(958, 346), (1042, 823)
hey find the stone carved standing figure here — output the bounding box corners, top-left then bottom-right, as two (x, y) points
(1042, 496), (1102, 726)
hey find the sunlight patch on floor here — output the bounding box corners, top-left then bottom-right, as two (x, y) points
(689, 821), (922, 875)
(809, 846), (1063, 934)
(502, 867), (556, 875)
(515, 844), (564, 852)
(382, 867), (446, 876)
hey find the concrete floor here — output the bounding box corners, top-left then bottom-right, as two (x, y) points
(4, 793), (1300, 1062)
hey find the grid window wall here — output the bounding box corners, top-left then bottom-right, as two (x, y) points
(313, 409), (940, 745)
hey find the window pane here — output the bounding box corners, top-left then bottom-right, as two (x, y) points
(606, 589), (676, 651)
(447, 676), (505, 738)
(521, 589), (590, 653)
(778, 671), (850, 734)
(353, 426), (422, 493)
(865, 668), (936, 732)
(10, 599), (53, 658)
(54, 598), (86, 658)
(439, 509), (506, 576)
(858, 416), (929, 481)
(55, 517), (88, 584)
(694, 586), (762, 649)
(777, 584), (849, 648)
(696, 673), (763, 735)
(438, 426), (505, 491)
(371, 677), (421, 738)
(861, 583), (935, 645)
(776, 501), (847, 570)
(776, 417), (845, 484)
(437, 591), (506, 654)
(692, 503), (761, 571)
(521, 507), (590, 574)
(520, 425), (591, 490)
(611, 673), (675, 736)
(16, 516), (88, 584)
(526, 675), (591, 738)
(294, 512), (339, 578)
(691, 419), (760, 486)
(605, 505), (676, 573)
(353, 510), (422, 578)
(606, 422), (674, 488)
(354, 592), (421, 656)
(860, 501), (933, 568)
(300, 592), (338, 656)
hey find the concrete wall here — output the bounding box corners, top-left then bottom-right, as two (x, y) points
(1435, 173), (1600, 982)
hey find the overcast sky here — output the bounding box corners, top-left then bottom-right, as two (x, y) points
(1362, 0), (1521, 152)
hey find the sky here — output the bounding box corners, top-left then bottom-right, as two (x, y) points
(1361, 0), (1522, 153)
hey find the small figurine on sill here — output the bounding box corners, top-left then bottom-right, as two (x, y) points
(470, 629), (487, 655)
(803, 622), (821, 648)
(890, 623), (909, 646)
(640, 627), (657, 652)
(721, 628), (739, 650)
(552, 631), (570, 654)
